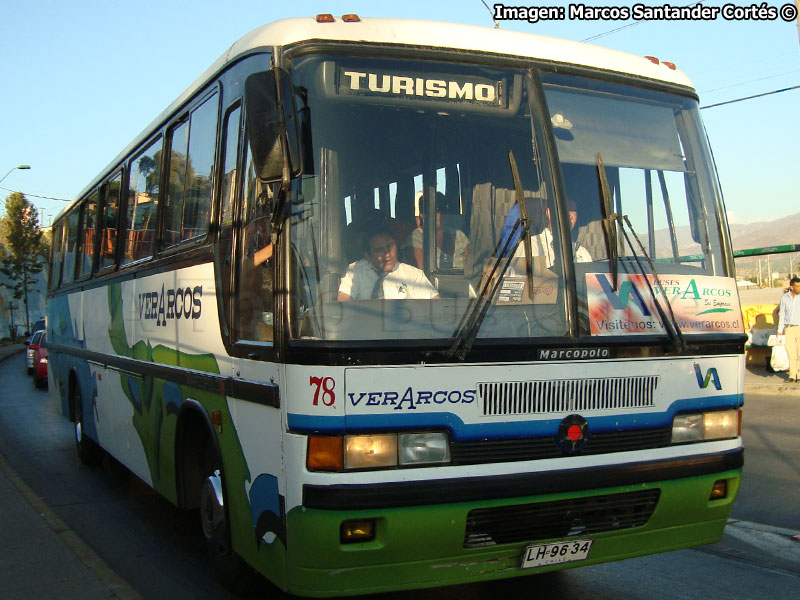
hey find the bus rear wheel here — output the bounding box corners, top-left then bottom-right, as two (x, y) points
(200, 447), (257, 594)
(72, 384), (102, 465)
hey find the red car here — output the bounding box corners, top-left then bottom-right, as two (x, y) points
(26, 330), (44, 375)
(32, 332), (48, 389)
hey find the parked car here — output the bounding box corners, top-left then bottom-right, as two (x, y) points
(32, 332), (48, 388)
(26, 330), (44, 375)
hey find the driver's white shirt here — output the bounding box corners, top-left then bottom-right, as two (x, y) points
(339, 259), (438, 299)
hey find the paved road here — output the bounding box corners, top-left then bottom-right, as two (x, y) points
(734, 391), (800, 530)
(0, 352), (798, 599)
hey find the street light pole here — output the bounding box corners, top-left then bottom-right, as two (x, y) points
(0, 164), (31, 186)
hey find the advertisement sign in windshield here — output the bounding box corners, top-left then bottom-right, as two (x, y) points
(587, 273), (742, 335)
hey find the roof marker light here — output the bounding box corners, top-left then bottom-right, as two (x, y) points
(644, 56), (660, 65)
(316, 14), (335, 23)
(662, 61), (677, 70)
(342, 14), (361, 22)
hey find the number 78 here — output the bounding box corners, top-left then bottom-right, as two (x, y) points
(309, 376), (336, 406)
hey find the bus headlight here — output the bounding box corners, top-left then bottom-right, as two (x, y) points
(399, 432), (450, 465)
(672, 409), (739, 443)
(308, 432), (451, 471)
(345, 434), (398, 469)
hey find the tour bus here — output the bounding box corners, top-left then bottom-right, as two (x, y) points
(47, 16), (744, 597)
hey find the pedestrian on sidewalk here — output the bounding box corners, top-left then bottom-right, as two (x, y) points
(777, 276), (800, 382)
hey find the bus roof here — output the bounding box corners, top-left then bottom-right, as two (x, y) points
(232, 17), (694, 86)
(64, 16), (695, 215)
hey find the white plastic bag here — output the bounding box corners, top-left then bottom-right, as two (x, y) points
(770, 344), (789, 372)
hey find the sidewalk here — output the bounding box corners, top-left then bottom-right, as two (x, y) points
(0, 345), (140, 599)
(744, 349), (800, 394)
(745, 364), (800, 393)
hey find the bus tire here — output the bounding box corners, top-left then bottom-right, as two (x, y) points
(72, 382), (103, 465)
(200, 446), (258, 594)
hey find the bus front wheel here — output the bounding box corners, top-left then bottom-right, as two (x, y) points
(200, 447), (257, 594)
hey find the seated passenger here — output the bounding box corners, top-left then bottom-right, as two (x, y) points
(409, 192), (469, 270)
(338, 229), (440, 300)
(500, 198), (591, 267)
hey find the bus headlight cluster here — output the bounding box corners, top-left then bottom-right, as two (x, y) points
(308, 432), (450, 471)
(671, 409), (740, 443)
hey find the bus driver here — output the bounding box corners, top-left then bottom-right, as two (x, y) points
(338, 229), (440, 300)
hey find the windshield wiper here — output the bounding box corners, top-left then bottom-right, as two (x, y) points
(596, 153), (619, 290)
(446, 151), (533, 360)
(618, 215), (687, 353)
(595, 152), (685, 353)
(510, 152), (537, 298)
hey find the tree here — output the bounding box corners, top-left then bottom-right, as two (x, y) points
(0, 192), (48, 336)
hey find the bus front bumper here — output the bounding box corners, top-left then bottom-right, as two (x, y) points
(283, 449), (742, 597)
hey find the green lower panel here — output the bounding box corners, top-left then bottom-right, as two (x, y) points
(282, 470), (740, 597)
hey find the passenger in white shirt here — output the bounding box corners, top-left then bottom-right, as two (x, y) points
(338, 230), (440, 301)
(502, 200), (592, 267)
(409, 192), (469, 270)
(515, 226), (592, 267)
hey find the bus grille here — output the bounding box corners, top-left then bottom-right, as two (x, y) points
(450, 426), (672, 464)
(463, 489), (661, 548)
(478, 376), (659, 416)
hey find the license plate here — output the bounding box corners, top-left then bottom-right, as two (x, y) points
(520, 539), (593, 569)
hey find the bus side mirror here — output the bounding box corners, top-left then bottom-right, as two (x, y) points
(244, 69), (302, 183)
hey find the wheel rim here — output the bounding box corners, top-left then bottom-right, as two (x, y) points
(200, 469), (225, 540)
(74, 401), (83, 443)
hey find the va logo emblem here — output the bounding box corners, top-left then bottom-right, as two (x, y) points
(596, 274), (651, 315)
(694, 363), (722, 390)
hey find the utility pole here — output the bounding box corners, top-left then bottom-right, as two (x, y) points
(767, 255), (772, 288)
(22, 268), (30, 334)
(758, 258), (762, 287)
(9, 302), (16, 341)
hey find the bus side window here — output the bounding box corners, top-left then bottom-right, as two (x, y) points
(48, 222), (64, 289)
(236, 146), (276, 343)
(123, 137), (162, 265)
(61, 208), (79, 285)
(98, 173), (122, 271)
(219, 103), (242, 341)
(77, 191), (98, 279)
(164, 92), (219, 247)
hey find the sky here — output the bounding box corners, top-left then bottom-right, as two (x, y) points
(0, 0), (798, 227)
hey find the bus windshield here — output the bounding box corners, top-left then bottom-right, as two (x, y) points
(285, 54), (733, 343)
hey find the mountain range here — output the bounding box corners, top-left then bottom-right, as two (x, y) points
(641, 212), (800, 256)
(728, 212), (800, 252)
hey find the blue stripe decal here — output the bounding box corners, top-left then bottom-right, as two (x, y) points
(288, 413), (345, 433)
(287, 393), (742, 440)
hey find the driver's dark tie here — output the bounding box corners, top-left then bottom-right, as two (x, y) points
(371, 269), (386, 299)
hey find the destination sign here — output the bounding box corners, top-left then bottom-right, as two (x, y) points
(336, 65), (506, 107)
